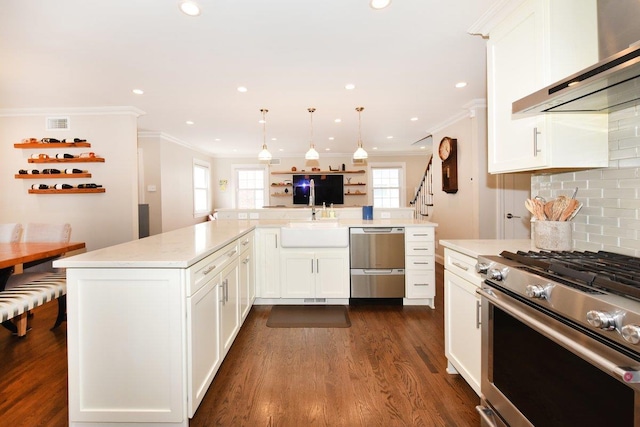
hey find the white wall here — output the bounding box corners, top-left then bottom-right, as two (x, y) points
(138, 133), (216, 234)
(430, 104), (499, 259)
(0, 108), (140, 250)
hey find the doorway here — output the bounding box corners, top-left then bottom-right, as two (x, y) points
(499, 173), (532, 239)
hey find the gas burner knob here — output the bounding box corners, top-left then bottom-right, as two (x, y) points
(525, 284), (548, 299)
(586, 310), (617, 330)
(475, 263), (490, 274)
(622, 325), (640, 344)
(487, 268), (503, 281)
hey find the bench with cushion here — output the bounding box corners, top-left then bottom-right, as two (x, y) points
(0, 271), (67, 337)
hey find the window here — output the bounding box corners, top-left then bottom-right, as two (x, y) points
(193, 160), (211, 216)
(371, 165), (404, 208)
(235, 167), (267, 209)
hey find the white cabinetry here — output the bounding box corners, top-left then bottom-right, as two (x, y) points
(486, 0), (607, 173)
(444, 248), (482, 396)
(238, 231), (255, 320)
(66, 230), (254, 425)
(280, 248), (349, 299)
(255, 228), (281, 299)
(404, 227), (435, 307)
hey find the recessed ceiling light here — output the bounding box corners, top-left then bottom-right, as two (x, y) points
(334, 119), (342, 123)
(387, 136), (393, 139)
(373, 147), (378, 150)
(132, 89), (144, 95)
(455, 82), (468, 88)
(186, 120), (194, 125)
(328, 137), (335, 140)
(370, 0), (391, 10)
(345, 83), (355, 90)
(420, 146), (426, 150)
(237, 86), (248, 93)
(271, 138), (277, 141)
(325, 148), (331, 151)
(258, 119), (266, 124)
(214, 138), (221, 141)
(278, 148), (284, 152)
(179, 0), (201, 16)
(410, 117), (418, 121)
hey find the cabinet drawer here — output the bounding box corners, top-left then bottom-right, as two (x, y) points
(188, 241), (238, 296)
(444, 248), (482, 286)
(405, 227), (434, 242)
(238, 231), (254, 255)
(406, 271), (435, 298)
(405, 255), (435, 270)
(405, 241), (434, 257)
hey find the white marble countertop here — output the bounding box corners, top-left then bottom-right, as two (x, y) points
(439, 239), (535, 259)
(55, 218), (437, 269)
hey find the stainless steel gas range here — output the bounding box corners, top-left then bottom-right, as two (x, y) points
(475, 250), (640, 427)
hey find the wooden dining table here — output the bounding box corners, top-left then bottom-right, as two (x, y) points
(0, 241), (86, 290)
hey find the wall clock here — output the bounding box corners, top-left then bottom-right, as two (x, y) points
(439, 137), (458, 194)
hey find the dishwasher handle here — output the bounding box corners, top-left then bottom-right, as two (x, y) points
(350, 227), (404, 234)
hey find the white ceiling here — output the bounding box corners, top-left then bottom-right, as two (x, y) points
(0, 0), (495, 158)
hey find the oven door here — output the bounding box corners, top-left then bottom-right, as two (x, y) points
(477, 284), (640, 427)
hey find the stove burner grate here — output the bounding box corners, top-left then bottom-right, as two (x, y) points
(500, 250), (640, 301)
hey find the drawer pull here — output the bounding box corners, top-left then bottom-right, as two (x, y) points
(241, 239), (250, 246)
(452, 262), (469, 271)
(227, 249), (237, 257)
(414, 283), (430, 286)
(203, 265), (216, 275)
(412, 233), (429, 236)
(476, 300), (481, 329)
(412, 262), (430, 265)
(242, 258), (250, 265)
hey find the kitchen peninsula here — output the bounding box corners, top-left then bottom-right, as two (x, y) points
(56, 216), (436, 426)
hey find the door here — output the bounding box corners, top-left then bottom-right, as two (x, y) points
(220, 260), (239, 357)
(280, 251), (315, 298)
(500, 173), (531, 239)
(187, 278), (220, 417)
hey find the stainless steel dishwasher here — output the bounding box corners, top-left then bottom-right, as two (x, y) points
(349, 227), (405, 298)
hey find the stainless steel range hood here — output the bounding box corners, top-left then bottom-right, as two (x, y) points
(512, 43), (640, 114)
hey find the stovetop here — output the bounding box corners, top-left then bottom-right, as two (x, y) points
(477, 250), (640, 356)
(499, 250), (640, 301)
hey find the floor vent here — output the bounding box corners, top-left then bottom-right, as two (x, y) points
(46, 116), (70, 131)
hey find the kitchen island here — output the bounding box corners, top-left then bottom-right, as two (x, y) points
(56, 217), (436, 426)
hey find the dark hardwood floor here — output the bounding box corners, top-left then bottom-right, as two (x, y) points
(0, 263), (480, 426)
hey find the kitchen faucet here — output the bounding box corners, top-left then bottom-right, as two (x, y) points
(309, 179), (316, 220)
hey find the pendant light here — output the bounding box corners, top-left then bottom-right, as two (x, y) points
(305, 107), (319, 160)
(258, 108), (272, 161)
(353, 106), (368, 160)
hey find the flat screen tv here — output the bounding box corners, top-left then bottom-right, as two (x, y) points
(292, 174), (344, 206)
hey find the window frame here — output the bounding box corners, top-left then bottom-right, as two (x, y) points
(233, 164), (268, 209)
(369, 162), (406, 208)
(193, 159), (211, 217)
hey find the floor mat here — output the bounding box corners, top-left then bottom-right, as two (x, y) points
(266, 305), (351, 328)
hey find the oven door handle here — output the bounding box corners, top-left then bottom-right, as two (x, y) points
(478, 287), (640, 384)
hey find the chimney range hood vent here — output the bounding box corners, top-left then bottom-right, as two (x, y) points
(512, 43), (640, 115)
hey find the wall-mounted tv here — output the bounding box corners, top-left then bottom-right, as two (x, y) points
(292, 174), (344, 206)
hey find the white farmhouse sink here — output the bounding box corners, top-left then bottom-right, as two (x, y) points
(280, 222), (349, 248)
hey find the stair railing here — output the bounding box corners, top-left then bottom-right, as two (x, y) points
(409, 155), (434, 218)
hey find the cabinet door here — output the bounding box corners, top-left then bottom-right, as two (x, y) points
(315, 250), (349, 298)
(444, 270), (481, 396)
(487, 0), (546, 173)
(255, 229), (280, 298)
(220, 260), (239, 357)
(239, 250), (253, 320)
(280, 251), (315, 298)
(187, 278), (220, 417)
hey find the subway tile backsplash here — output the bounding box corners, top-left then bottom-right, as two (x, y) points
(531, 105), (640, 256)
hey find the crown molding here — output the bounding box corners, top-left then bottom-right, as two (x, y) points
(0, 106), (145, 117)
(427, 98), (486, 134)
(467, 0), (525, 37)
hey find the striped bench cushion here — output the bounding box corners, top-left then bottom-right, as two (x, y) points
(0, 272), (66, 323)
